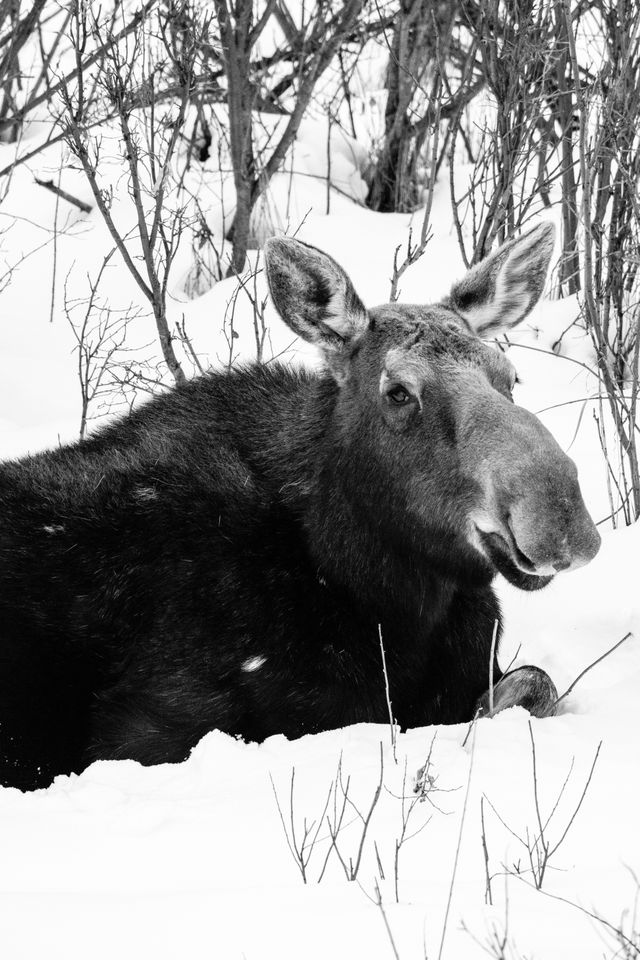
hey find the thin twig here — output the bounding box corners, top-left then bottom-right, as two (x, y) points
(438, 720), (477, 960)
(378, 623), (397, 762)
(547, 741), (602, 860)
(510, 873), (640, 956)
(374, 879), (401, 960)
(480, 796), (493, 906)
(554, 632), (633, 710)
(34, 177), (92, 214)
(488, 619), (499, 715)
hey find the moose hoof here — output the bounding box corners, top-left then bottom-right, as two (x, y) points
(476, 665), (558, 720)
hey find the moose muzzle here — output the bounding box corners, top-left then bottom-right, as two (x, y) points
(469, 396), (601, 584)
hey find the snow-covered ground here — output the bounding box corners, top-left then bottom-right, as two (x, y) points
(0, 115), (639, 960)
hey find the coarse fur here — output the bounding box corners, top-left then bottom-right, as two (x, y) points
(0, 226), (600, 790)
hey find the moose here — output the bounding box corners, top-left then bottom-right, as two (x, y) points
(0, 222), (600, 790)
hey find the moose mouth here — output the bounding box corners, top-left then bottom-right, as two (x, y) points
(477, 528), (554, 592)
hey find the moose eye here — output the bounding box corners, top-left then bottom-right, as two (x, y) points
(387, 385), (412, 405)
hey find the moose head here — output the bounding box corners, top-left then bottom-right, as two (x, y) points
(264, 224), (600, 591)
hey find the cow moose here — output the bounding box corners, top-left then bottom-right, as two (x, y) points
(0, 222), (600, 791)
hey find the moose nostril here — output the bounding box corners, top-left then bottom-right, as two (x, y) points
(553, 557), (571, 572)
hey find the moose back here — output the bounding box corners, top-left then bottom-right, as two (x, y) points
(0, 223), (600, 790)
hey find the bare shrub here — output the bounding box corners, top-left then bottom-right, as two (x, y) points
(368, 0), (482, 214)
(63, 250), (147, 438)
(483, 721), (602, 892)
(451, 0), (562, 266)
(270, 739), (445, 896)
(213, 0), (369, 274)
(562, 0), (640, 524)
(62, 1), (208, 384)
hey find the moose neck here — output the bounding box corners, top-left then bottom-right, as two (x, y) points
(281, 373), (493, 624)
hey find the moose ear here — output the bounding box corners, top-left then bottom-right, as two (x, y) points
(447, 222), (556, 336)
(264, 237), (368, 365)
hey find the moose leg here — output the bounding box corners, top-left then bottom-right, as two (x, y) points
(475, 665), (558, 720)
